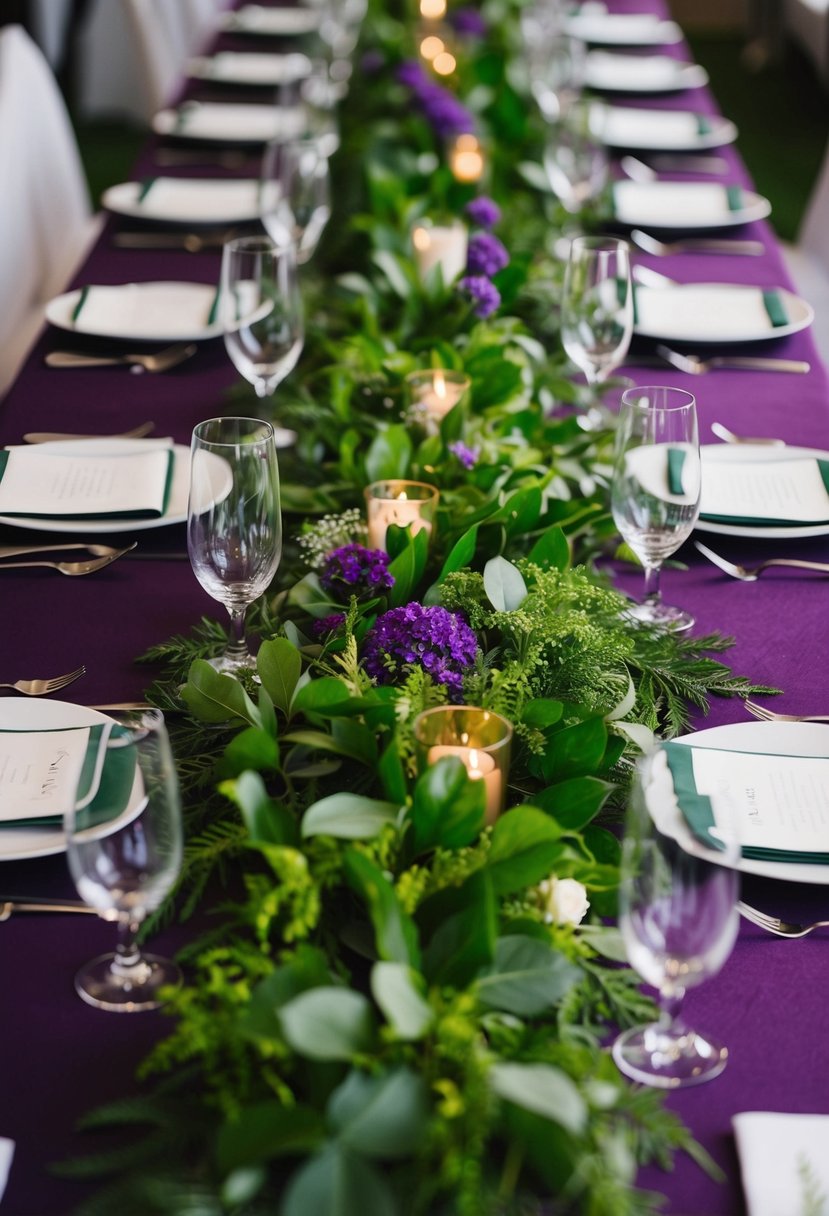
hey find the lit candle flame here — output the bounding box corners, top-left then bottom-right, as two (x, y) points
(412, 226), (430, 252)
(434, 370), (446, 400)
(420, 0), (446, 16)
(420, 34), (444, 60)
(432, 50), (456, 75)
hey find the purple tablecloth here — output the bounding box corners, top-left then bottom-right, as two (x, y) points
(1, 2), (828, 1213)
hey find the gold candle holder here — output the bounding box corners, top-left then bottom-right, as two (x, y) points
(406, 368), (470, 430)
(364, 479), (439, 552)
(413, 706), (513, 825)
(411, 218), (468, 284)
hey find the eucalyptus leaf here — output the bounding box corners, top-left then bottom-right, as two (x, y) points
(420, 870), (496, 988)
(218, 726), (279, 780)
(370, 963), (434, 1040)
(476, 936), (581, 1017)
(490, 1062), (587, 1134)
(302, 793), (400, 839)
(483, 556), (528, 612)
(219, 770), (296, 846)
(327, 1067), (430, 1158)
(282, 1143), (396, 1216)
(217, 1102), (324, 1173)
(279, 988), (375, 1061)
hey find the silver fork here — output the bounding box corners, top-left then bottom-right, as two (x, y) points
(744, 699), (829, 724)
(0, 542), (137, 560)
(45, 343), (197, 373)
(0, 550), (135, 576)
(738, 901), (829, 938)
(0, 666), (86, 695)
(657, 344), (811, 375)
(710, 422), (785, 446)
(693, 541), (829, 582)
(631, 228), (765, 256)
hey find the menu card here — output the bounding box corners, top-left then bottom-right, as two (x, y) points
(700, 455), (829, 526)
(135, 177), (262, 221)
(70, 282), (219, 337)
(663, 741), (829, 863)
(734, 1112), (829, 1216)
(0, 444), (174, 519)
(614, 181), (742, 226)
(634, 284), (787, 341)
(0, 725), (109, 825)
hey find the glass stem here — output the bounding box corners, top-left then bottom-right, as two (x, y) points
(225, 605), (250, 665)
(110, 917), (145, 980)
(642, 561), (662, 606)
(658, 983), (687, 1032)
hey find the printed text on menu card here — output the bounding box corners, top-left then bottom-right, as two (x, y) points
(0, 729), (91, 822)
(702, 458), (829, 522)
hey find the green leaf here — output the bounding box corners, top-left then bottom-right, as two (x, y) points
(365, 425), (413, 482)
(370, 963), (434, 1040)
(284, 728), (373, 767)
(327, 1068), (430, 1159)
(436, 524), (478, 584)
(483, 556), (527, 612)
(242, 948), (332, 1041)
(409, 756), (486, 855)
(387, 527), (430, 608)
(490, 1063), (587, 1134)
(332, 718), (378, 768)
(282, 1143), (396, 1216)
(302, 793), (400, 839)
(372, 249), (413, 300)
(292, 676), (353, 718)
(538, 717), (608, 783)
(522, 699), (564, 729)
(217, 1102), (324, 1173)
(499, 486), (543, 539)
(179, 659), (262, 727)
(486, 807), (563, 895)
(533, 776), (614, 831)
(378, 736), (407, 804)
(343, 851), (421, 968)
(420, 870), (496, 988)
(475, 936), (581, 1017)
(218, 726), (279, 779)
(219, 771), (295, 845)
(528, 524), (570, 571)
(256, 638), (302, 716)
(279, 988), (375, 1061)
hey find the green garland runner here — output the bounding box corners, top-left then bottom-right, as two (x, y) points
(64, 3), (777, 1213)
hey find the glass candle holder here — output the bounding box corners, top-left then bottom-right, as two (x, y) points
(411, 219), (468, 284)
(364, 480), (439, 552)
(413, 706), (513, 825)
(406, 368), (471, 430)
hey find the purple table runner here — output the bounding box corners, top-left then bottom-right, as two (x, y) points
(0, 2), (828, 1212)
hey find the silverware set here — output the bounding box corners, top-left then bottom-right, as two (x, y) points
(0, 666), (86, 696)
(738, 902), (829, 939)
(112, 229), (238, 252)
(694, 541), (829, 582)
(744, 699), (829, 724)
(45, 343), (196, 373)
(0, 541), (137, 576)
(630, 227), (765, 257)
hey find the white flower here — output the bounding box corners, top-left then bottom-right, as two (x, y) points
(538, 876), (590, 926)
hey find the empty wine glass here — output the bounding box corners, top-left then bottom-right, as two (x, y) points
(611, 385), (701, 631)
(188, 416), (282, 674)
(530, 31), (586, 123)
(261, 135), (332, 265)
(561, 236), (632, 380)
(65, 709), (183, 1013)
(221, 233), (303, 448)
(613, 747), (739, 1087)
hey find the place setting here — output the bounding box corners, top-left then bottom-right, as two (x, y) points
(593, 101), (738, 152)
(151, 99), (307, 145)
(583, 50), (709, 93)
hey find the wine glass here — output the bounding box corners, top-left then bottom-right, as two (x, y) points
(261, 134), (332, 265)
(220, 233), (303, 448)
(613, 747), (740, 1088)
(64, 709), (183, 1013)
(530, 32), (586, 124)
(561, 236), (632, 383)
(611, 385), (701, 631)
(543, 107), (606, 214)
(187, 416), (283, 674)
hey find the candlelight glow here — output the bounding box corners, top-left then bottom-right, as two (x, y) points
(434, 370), (446, 400)
(412, 226), (431, 252)
(432, 50), (456, 75)
(420, 0), (446, 17)
(449, 133), (484, 182)
(420, 34), (444, 59)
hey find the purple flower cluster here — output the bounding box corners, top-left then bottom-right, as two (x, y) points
(363, 603), (478, 697)
(465, 196), (501, 229)
(313, 613), (346, 638)
(458, 274), (501, 319)
(448, 440), (480, 469)
(450, 6), (487, 38)
(319, 543), (394, 601)
(466, 232), (509, 277)
(396, 60), (475, 137)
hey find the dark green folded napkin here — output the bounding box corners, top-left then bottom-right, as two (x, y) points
(762, 289), (789, 328)
(137, 177), (157, 202)
(0, 448), (175, 520)
(663, 742), (829, 864)
(726, 186), (744, 212)
(71, 284), (89, 322)
(700, 458), (829, 527)
(667, 447), (686, 495)
(696, 115), (712, 135)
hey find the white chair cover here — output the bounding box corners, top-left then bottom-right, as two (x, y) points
(783, 136), (829, 364)
(0, 25), (97, 399)
(125, 0), (231, 118)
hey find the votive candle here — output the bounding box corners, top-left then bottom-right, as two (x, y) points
(364, 479), (439, 552)
(413, 706), (514, 825)
(412, 220), (468, 284)
(406, 368), (470, 428)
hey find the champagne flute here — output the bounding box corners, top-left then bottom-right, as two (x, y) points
(613, 747), (739, 1088)
(187, 416), (282, 674)
(562, 235), (632, 428)
(64, 709), (183, 1013)
(260, 134), (332, 265)
(611, 385), (701, 631)
(221, 233), (303, 448)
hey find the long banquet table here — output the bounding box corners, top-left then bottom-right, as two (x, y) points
(1, 2), (828, 1212)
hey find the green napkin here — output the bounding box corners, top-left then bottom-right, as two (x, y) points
(71, 284), (89, 322)
(667, 447), (686, 495)
(726, 186), (744, 212)
(663, 742), (829, 864)
(762, 289), (789, 328)
(0, 447), (175, 520)
(696, 115), (712, 136)
(700, 459), (829, 527)
(137, 177), (157, 202)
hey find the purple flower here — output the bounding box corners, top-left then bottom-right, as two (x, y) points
(319, 544), (394, 601)
(313, 613), (346, 638)
(466, 232), (509, 277)
(363, 604), (478, 697)
(465, 196), (501, 229)
(449, 440), (480, 469)
(459, 275), (501, 319)
(397, 62), (476, 137)
(450, 7), (487, 37)
(396, 59), (430, 91)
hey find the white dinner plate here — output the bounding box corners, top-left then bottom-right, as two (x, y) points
(152, 101), (306, 144)
(664, 721), (829, 885)
(0, 700), (113, 861)
(102, 179), (264, 226)
(0, 439), (194, 535)
(696, 444), (829, 540)
(45, 282), (222, 343)
(565, 12), (683, 45)
(594, 103), (737, 150)
(633, 284), (813, 344)
(187, 51), (312, 86)
(613, 181), (771, 230)
(222, 5), (323, 36)
(584, 51), (708, 93)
